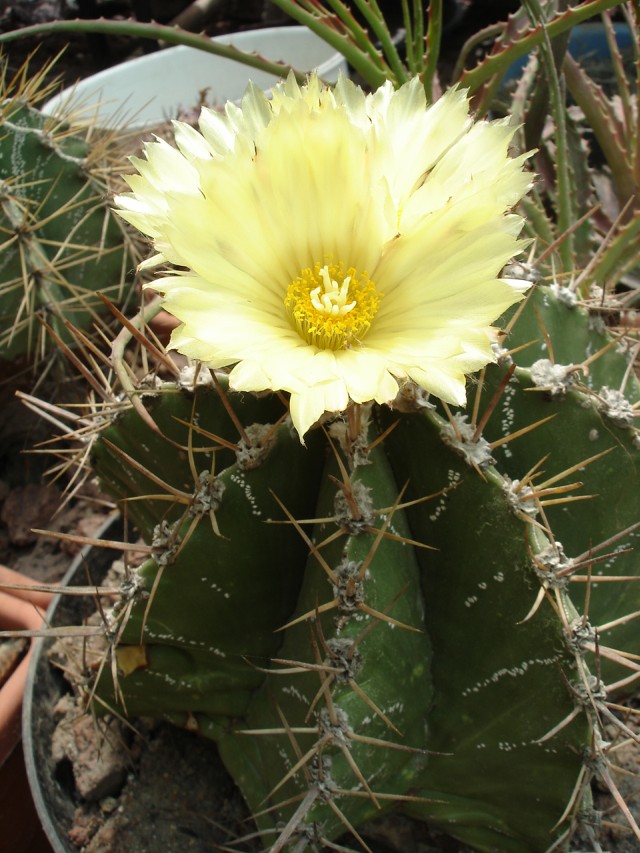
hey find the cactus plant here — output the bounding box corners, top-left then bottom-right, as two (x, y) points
(77, 277), (638, 852)
(6, 2), (640, 851)
(22, 63), (633, 850)
(0, 55), (140, 363)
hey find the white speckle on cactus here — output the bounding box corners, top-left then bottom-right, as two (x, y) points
(429, 470), (460, 521)
(229, 471), (262, 516)
(503, 477), (539, 517)
(550, 283), (577, 308)
(203, 579), (232, 599)
(464, 595), (479, 608)
(499, 381), (517, 449)
(462, 655), (561, 697)
(530, 359), (577, 396)
(596, 386), (636, 428)
(178, 363), (215, 389)
(441, 413), (494, 468)
(387, 521), (403, 540)
(282, 685), (309, 705)
(589, 428), (599, 441)
(603, 542), (633, 572)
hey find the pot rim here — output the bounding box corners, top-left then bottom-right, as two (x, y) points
(22, 512), (123, 853)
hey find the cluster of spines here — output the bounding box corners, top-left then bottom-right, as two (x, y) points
(0, 55), (141, 363)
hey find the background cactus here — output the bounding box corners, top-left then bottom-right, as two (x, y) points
(0, 55), (140, 364)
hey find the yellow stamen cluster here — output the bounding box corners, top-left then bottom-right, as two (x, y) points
(285, 262), (381, 351)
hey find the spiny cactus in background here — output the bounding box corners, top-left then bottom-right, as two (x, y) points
(506, 7), (640, 303)
(0, 55), (140, 364)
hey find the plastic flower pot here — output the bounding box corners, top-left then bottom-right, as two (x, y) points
(42, 26), (348, 130)
(503, 22), (632, 88)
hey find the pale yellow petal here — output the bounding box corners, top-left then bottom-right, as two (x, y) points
(406, 364), (469, 407)
(289, 380), (350, 438)
(334, 349), (400, 404)
(116, 74), (534, 439)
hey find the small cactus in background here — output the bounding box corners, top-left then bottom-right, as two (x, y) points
(9, 2), (640, 851)
(0, 55), (140, 364)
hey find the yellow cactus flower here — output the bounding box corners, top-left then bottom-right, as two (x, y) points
(116, 74), (532, 438)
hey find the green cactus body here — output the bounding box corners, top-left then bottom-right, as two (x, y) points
(79, 284), (640, 851)
(213, 420), (433, 846)
(0, 100), (134, 360)
(94, 395), (326, 723)
(483, 285), (640, 683)
(380, 406), (589, 852)
(91, 374), (287, 537)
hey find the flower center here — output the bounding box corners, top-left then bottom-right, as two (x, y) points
(285, 262), (381, 350)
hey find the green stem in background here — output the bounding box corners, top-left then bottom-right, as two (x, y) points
(422, 0), (442, 100)
(602, 10), (634, 137)
(402, 0), (425, 78)
(270, 0), (390, 87)
(451, 22), (504, 84)
(0, 14), (386, 90)
(298, 0), (385, 69)
(600, 9), (639, 197)
(350, 0), (408, 85)
(0, 18), (311, 81)
(586, 212), (640, 286)
(523, 0), (574, 273)
(460, 0), (625, 95)
(629, 0), (640, 187)
(563, 53), (633, 206)
(522, 1), (570, 152)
